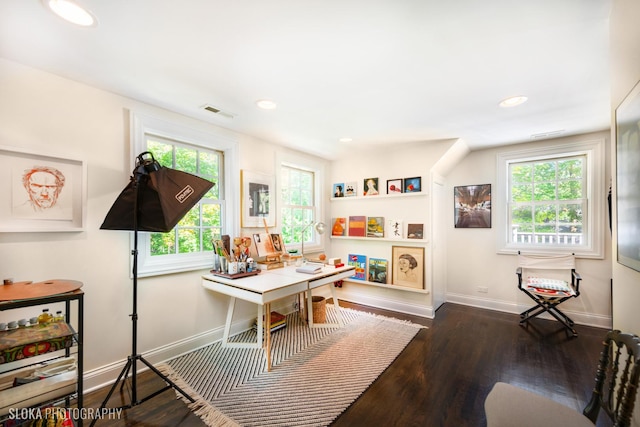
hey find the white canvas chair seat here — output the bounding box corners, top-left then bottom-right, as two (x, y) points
(516, 253), (582, 337)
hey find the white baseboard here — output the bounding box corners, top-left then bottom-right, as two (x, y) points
(328, 288), (435, 319)
(445, 292), (612, 329)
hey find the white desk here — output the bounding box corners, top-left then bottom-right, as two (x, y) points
(202, 264), (355, 371)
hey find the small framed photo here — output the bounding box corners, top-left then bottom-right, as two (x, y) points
(333, 183), (345, 198)
(387, 179), (403, 194)
(404, 177), (421, 193)
(241, 170), (275, 227)
(454, 184), (492, 228)
(407, 223), (424, 239)
(391, 246), (425, 289)
(363, 177), (380, 196)
(344, 181), (357, 197)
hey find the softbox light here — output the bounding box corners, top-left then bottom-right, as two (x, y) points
(101, 152), (214, 232)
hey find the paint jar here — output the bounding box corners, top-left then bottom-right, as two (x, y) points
(38, 309), (53, 325)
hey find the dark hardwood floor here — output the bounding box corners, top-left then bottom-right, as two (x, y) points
(83, 302), (611, 427)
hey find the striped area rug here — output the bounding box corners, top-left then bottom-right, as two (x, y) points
(158, 306), (425, 427)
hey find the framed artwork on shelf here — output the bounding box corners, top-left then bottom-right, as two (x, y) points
(454, 184), (492, 228)
(331, 217), (346, 236)
(391, 245), (425, 289)
(403, 177), (421, 193)
(348, 215), (366, 237)
(363, 177), (380, 196)
(407, 223), (424, 239)
(615, 79), (640, 272)
(386, 218), (403, 239)
(366, 216), (384, 237)
(344, 181), (357, 197)
(0, 145), (86, 232)
(348, 254), (367, 280)
(368, 258), (388, 283)
(241, 170), (275, 227)
(387, 179), (403, 194)
(332, 183), (345, 198)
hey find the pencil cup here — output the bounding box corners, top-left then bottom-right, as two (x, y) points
(228, 262), (239, 274)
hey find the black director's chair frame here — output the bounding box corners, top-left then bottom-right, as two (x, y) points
(516, 252), (582, 337)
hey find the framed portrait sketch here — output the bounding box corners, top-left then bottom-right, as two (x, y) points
(363, 177), (380, 196)
(241, 170), (275, 227)
(391, 245), (425, 289)
(615, 79), (640, 272)
(0, 146), (86, 232)
(454, 184), (492, 228)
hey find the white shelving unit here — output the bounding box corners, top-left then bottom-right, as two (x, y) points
(329, 190), (429, 294)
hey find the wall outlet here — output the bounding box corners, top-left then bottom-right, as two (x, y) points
(477, 286), (489, 293)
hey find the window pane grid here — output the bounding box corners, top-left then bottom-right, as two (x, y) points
(508, 155), (585, 246)
(280, 165), (315, 245)
(146, 136), (221, 257)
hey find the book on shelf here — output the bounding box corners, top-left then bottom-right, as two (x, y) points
(331, 217), (346, 236)
(368, 258), (388, 284)
(347, 254), (367, 280)
(367, 216), (384, 237)
(386, 218), (403, 239)
(348, 215), (366, 237)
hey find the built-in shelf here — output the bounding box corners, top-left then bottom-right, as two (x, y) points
(330, 236), (427, 244)
(331, 192), (427, 201)
(342, 278), (430, 294)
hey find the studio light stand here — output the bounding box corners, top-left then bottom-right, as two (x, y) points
(93, 152), (213, 422)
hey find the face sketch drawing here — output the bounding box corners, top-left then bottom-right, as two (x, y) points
(22, 166), (66, 211)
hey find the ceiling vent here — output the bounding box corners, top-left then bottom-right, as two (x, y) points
(201, 104), (235, 119)
(531, 130), (564, 140)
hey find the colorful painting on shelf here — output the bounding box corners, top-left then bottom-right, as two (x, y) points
(348, 254), (367, 280)
(368, 258), (388, 283)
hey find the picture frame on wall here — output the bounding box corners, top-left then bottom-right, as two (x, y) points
(391, 245), (425, 289)
(454, 184), (491, 228)
(0, 145), (86, 232)
(615, 79), (640, 272)
(344, 181), (357, 197)
(332, 182), (345, 198)
(403, 177), (421, 193)
(241, 170), (275, 227)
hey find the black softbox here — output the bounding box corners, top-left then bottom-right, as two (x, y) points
(101, 152), (214, 232)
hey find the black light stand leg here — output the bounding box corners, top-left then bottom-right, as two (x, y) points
(91, 176), (194, 426)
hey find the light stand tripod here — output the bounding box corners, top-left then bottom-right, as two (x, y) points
(93, 153), (211, 423)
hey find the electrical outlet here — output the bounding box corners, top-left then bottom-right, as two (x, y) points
(477, 286), (489, 293)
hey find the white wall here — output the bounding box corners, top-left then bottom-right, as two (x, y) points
(0, 58), (328, 390)
(445, 131), (613, 328)
(610, 0), (640, 337)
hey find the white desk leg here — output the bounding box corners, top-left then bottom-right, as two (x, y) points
(329, 282), (345, 327)
(265, 302), (271, 372)
(222, 296), (236, 347)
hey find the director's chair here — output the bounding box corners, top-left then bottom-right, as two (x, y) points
(516, 252), (582, 337)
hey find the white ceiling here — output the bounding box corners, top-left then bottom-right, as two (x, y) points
(0, 0), (612, 160)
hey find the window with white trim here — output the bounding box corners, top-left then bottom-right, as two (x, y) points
(131, 112), (238, 277)
(280, 165), (316, 248)
(496, 139), (605, 258)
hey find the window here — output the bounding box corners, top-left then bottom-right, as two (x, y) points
(277, 152), (325, 255)
(280, 165), (316, 247)
(146, 136), (222, 257)
(496, 139), (604, 258)
(131, 112), (238, 277)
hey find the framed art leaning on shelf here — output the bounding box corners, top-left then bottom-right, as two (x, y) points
(391, 245), (424, 289)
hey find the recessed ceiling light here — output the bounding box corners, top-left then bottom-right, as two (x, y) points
(42, 0), (97, 27)
(499, 95), (528, 108)
(339, 137), (353, 143)
(256, 99), (277, 110)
